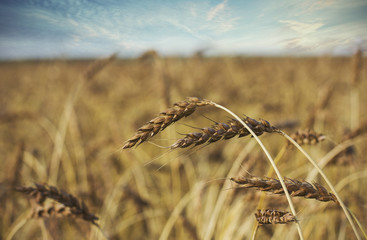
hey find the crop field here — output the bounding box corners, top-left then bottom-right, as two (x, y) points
(1, 53), (366, 239)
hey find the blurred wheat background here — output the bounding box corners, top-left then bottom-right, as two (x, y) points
(1, 52), (366, 239)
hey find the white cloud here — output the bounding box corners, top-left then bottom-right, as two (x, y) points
(202, 0), (239, 33)
(68, 19), (78, 27)
(282, 37), (303, 49)
(216, 17), (240, 33)
(207, 0), (227, 21)
(279, 37), (320, 53)
(165, 19), (195, 35)
(28, 10), (59, 25)
(187, 3), (198, 17)
(279, 20), (324, 34)
(306, 0), (334, 12)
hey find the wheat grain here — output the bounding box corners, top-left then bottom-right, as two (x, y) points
(351, 47), (362, 86)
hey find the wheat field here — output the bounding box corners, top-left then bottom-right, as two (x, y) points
(1, 54), (366, 239)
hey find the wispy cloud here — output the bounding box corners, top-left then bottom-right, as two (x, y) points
(306, 0), (334, 12)
(282, 37), (303, 49)
(207, 0), (228, 21)
(279, 20), (324, 34)
(203, 0), (239, 33)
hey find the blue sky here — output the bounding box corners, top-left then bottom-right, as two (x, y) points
(0, 0), (366, 59)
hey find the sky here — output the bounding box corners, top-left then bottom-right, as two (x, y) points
(0, 0), (366, 59)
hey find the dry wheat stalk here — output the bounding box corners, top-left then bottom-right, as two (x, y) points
(345, 119), (367, 140)
(122, 185), (150, 209)
(123, 97), (212, 149)
(171, 117), (279, 149)
(206, 101), (305, 240)
(6, 142), (25, 189)
(351, 48), (362, 86)
(255, 209), (296, 225)
(180, 211), (199, 240)
(288, 129), (325, 146)
(0, 111), (38, 124)
(331, 119), (367, 165)
(305, 84), (334, 128)
(83, 53), (117, 80)
(15, 183), (99, 226)
(139, 49), (159, 63)
(230, 175), (338, 204)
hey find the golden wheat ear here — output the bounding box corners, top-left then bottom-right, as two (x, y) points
(231, 175), (338, 204)
(255, 209), (297, 225)
(252, 209), (297, 240)
(288, 129), (325, 147)
(15, 183), (99, 226)
(122, 97), (212, 149)
(170, 117), (278, 149)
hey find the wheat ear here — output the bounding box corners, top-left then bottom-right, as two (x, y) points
(255, 209), (297, 225)
(252, 209), (297, 240)
(123, 97), (211, 149)
(171, 117), (278, 149)
(231, 175), (338, 203)
(288, 129), (325, 147)
(15, 183), (99, 226)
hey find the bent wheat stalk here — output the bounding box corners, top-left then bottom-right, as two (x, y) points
(206, 101), (304, 240)
(282, 132), (362, 240)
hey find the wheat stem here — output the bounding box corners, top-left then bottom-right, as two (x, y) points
(336, 170), (367, 192)
(204, 140), (256, 240)
(348, 208), (367, 239)
(251, 223), (260, 240)
(256, 144), (287, 209)
(307, 136), (367, 181)
(159, 183), (204, 240)
(5, 210), (30, 240)
(209, 101), (304, 240)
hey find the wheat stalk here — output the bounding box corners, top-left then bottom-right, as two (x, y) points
(305, 83), (334, 128)
(83, 53), (117, 81)
(49, 53), (116, 186)
(283, 132), (362, 239)
(205, 101), (304, 240)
